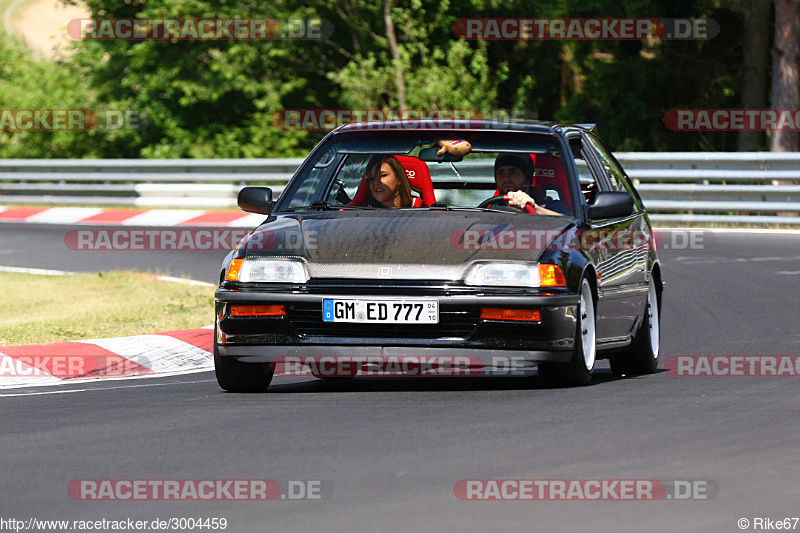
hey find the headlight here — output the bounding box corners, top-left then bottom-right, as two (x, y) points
(464, 262), (566, 287)
(226, 258), (309, 283)
(465, 262), (540, 287)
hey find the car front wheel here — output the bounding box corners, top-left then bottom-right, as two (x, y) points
(538, 277), (596, 387)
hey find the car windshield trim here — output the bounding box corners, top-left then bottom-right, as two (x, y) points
(277, 130), (575, 214)
(281, 201), (371, 211)
(334, 139), (424, 154)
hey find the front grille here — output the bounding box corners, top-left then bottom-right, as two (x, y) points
(286, 303), (479, 339)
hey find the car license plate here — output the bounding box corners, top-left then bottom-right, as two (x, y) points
(322, 299), (439, 324)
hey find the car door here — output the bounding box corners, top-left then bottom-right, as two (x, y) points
(581, 133), (649, 343)
(567, 134), (623, 342)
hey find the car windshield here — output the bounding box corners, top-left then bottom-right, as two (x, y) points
(277, 129), (577, 216)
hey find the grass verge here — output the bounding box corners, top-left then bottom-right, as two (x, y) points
(0, 271), (214, 346)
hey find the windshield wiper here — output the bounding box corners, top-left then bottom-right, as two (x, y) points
(426, 205), (517, 213)
(282, 201), (365, 211)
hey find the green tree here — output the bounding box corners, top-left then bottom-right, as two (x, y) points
(4, 0), (777, 157)
(0, 32), (107, 158)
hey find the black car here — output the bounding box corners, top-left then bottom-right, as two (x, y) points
(214, 120), (663, 391)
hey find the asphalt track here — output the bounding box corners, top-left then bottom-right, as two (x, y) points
(1, 223), (799, 533)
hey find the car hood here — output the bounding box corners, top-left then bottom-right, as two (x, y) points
(243, 210), (576, 281)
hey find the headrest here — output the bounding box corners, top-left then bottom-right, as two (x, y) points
(394, 155), (435, 206)
(533, 152), (563, 172)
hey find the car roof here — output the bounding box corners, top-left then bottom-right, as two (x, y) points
(334, 119), (596, 135)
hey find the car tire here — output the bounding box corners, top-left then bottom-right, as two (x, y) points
(609, 274), (660, 376)
(214, 329), (273, 392)
(538, 277), (596, 387)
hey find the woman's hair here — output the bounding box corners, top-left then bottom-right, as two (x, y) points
(364, 155), (413, 208)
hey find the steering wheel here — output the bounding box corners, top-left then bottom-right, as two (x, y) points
(477, 194), (536, 213)
(477, 195), (508, 208)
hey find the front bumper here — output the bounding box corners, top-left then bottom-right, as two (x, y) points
(215, 286), (579, 364)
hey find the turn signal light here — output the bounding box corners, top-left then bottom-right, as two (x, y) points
(225, 258), (244, 281)
(480, 308), (541, 321)
(231, 304), (286, 317)
(539, 264), (566, 287)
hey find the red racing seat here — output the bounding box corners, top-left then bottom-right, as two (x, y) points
(531, 152), (571, 209)
(347, 155), (436, 207)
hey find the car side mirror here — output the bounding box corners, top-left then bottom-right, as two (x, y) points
(238, 186), (273, 215)
(588, 191), (634, 219)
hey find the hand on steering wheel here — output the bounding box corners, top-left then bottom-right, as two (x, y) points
(477, 194), (536, 213)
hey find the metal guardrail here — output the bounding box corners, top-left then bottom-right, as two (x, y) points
(1, 153), (799, 224)
(0, 159), (302, 208)
(616, 152), (800, 224)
